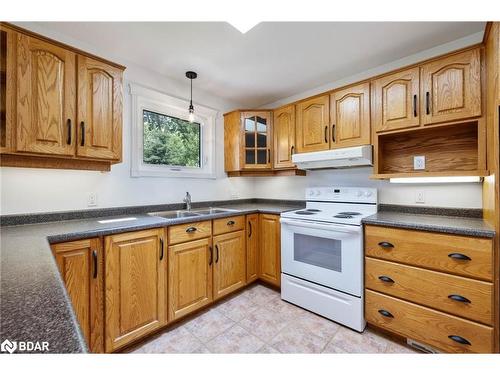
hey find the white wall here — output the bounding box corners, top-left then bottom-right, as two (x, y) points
(0, 23), (254, 215)
(253, 31), (485, 209)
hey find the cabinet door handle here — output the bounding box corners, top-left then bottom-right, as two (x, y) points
(425, 92), (430, 115)
(378, 241), (394, 249)
(448, 294), (471, 304)
(66, 119), (72, 145)
(80, 121), (85, 146)
(448, 335), (471, 346)
(159, 238), (164, 260)
(331, 124), (336, 143)
(215, 244), (219, 263)
(378, 275), (395, 284)
(324, 126), (328, 143)
(92, 250), (98, 279)
(378, 309), (394, 318)
(448, 253), (471, 261)
(248, 221), (252, 238)
(186, 226), (197, 233)
(209, 246), (213, 265)
(290, 145), (294, 156)
(413, 94), (417, 117)
(268, 149), (271, 163)
(227, 220), (235, 226)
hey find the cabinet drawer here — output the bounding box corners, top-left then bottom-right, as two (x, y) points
(365, 290), (493, 353)
(168, 220), (212, 245)
(213, 215), (245, 235)
(365, 257), (493, 325)
(365, 225), (493, 281)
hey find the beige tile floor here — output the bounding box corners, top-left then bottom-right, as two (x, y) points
(130, 283), (419, 354)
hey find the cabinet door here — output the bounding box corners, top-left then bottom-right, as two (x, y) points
(52, 238), (103, 353)
(16, 33), (76, 155)
(259, 214), (281, 287)
(213, 230), (246, 300)
(296, 95), (330, 153)
(168, 237), (213, 321)
(246, 214), (259, 283)
(372, 67), (420, 133)
(241, 111), (272, 169)
(421, 48), (481, 125)
(273, 105), (296, 169)
(77, 55), (122, 160)
(330, 82), (371, 148)
(105, 229), (166, 352)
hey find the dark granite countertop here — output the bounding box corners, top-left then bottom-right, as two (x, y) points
(362, 211), (495, 238)
(0, 202), (301, 353)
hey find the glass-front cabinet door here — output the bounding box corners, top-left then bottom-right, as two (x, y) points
(241, 111), (272, 169)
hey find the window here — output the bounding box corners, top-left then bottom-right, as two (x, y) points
(143, 110), (201, 168)
(130, 83), (217, 178)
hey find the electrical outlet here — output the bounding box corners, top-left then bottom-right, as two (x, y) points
(415, 191), (425, 204)
(414, 155), (426, 170)
(87, 192), (97, 207)
(230, 191), (239, 199)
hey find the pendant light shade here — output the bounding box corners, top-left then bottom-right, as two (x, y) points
(186, 71), (197, 122)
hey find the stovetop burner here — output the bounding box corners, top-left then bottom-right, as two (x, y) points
(295, 211), (316, 215)
(337, 212), (361, 215)
(334, 214), (355, 219)
(305, 209), (321, 212)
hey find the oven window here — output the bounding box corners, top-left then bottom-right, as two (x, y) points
(293, 233), (342, 272)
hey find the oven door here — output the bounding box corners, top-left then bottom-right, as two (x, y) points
(280, 218), (363, 297)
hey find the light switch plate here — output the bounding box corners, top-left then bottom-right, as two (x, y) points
(413, 155), (426, 170)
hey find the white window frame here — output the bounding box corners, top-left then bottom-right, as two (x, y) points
(130, 83), (217, 178)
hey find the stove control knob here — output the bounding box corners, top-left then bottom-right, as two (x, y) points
(364, 191), (372, 197)
(308, 190), (315, 196)
(356, 190), (363, 197)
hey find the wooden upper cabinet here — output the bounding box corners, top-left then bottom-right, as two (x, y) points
(296, 94), (330, 153)
(421, 48), (481, 125)
(104, 229), (166, 352)
(259, 214), (281, 287)
(213, 230), (246, 300)
(241, 111), (272, 169)
(16, 33), (76, 156)
(372, 67), (420, 133)
(330, 82), (371, 148)
(77, 55), (122, 160)
(273, 105), (296, 169)
(52, 238), (103, 353)
(168, 237), (213, 321)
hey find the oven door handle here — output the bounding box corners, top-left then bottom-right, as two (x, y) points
(280, 218), (362, 233)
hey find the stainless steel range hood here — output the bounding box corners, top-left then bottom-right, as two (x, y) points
(292, 145), (372, 170)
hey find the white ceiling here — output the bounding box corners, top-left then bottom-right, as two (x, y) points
(31, 22), (485, 108)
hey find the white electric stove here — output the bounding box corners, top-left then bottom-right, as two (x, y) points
(280, 186), (377, 332)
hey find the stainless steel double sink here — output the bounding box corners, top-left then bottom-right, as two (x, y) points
(148, 207), (238, 219)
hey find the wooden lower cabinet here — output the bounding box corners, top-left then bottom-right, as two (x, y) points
(52, 238), (103, 353)
(366, 290), (493, 353)
(246, 214), (259, 283)
(168, 237), (213, 321)
(259, 214), (281, 287)
(213, 230), (246, 300)
(104, 229), (166, 352)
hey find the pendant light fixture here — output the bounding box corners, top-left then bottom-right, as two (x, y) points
(186, 71), (197, 123)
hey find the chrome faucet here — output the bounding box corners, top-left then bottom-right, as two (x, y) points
(183, 191), (192, 211)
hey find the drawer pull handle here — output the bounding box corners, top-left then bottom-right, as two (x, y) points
(448, 253), (471, 261)
(227, 220), (235, 226)
(448, 294), (471, 304)
(378, 275), (395, 284)
(448, 335), (471, 346)
(378, 309), (394, 318)
(378, 241), (394, 249)
(186, 226), (197, 233)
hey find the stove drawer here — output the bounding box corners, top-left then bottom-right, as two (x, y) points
(365, 257), (493, 325)
(364, 225), (493, 281)
(365, 290), (493, 353)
